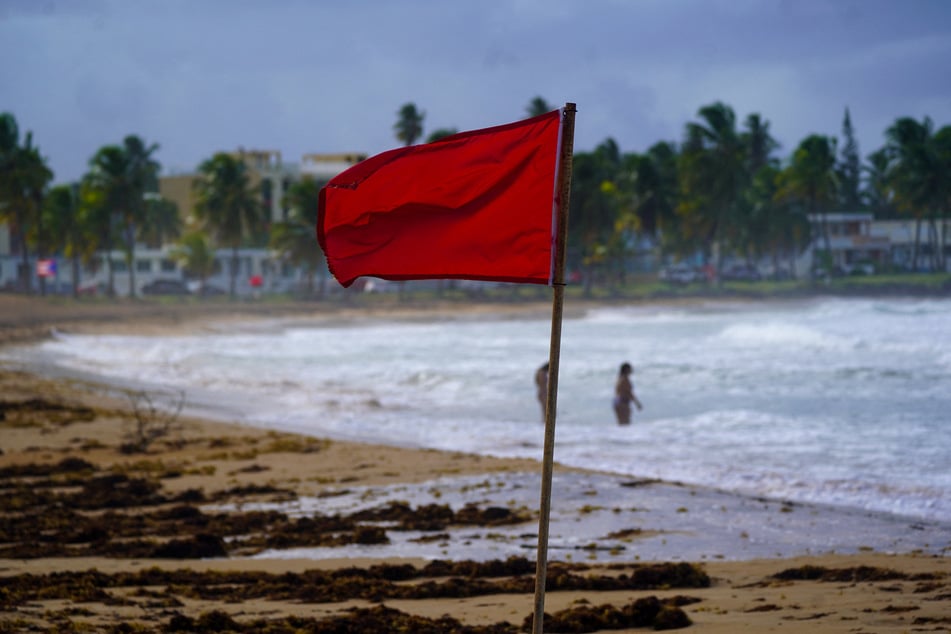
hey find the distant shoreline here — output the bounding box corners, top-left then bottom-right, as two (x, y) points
(2, 280), (948, 347)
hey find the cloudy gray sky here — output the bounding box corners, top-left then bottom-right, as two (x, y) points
(3, 0), (950, 184)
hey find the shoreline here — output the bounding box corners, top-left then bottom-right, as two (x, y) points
(5, 293), (950, 533)
(6, 293), (949, 527)
(4, 288), (948, 346)
(2, 295), (950, 631)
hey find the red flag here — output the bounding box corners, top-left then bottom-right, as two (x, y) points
(318, 109), (563, 288)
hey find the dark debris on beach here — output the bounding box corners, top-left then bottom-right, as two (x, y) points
(0, 392), (705, 631)
(0, 561), (703, 633)
(0, 453), (536, 560)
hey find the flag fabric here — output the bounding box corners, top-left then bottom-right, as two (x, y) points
(36, 259), (57, 278)
(318, 109), (563, 288)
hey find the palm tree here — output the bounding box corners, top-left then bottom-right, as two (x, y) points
(170, 231), (216, 294)
(426, 128), (458, 143)
(270, 176), (325, 297)
(736, 114), (780, 264)
(746, 164), (809, 277)
(592, 138), (631, 287)
(677, 102), (747, 274)
(394, 103), (425, 146)
(139, 193), (181, 249)
(193, 152), (264, 298)
(775, 135), (838, 273)
(568, 139), (625, 294)
(82, 136), (161, 297)
(84, 145), (130, 297)
(885, 117), (946, 271)
(624, 142), (677, 239)
(742, 113), (779, 175)
(43, 184), (87, 298)
(121, 135), (161, 295)
(864, 148), (895, 217)
(933, 125), (951, 270)
(624, 142), (682, 262)
(525, 96), (554, 118)
(0, 113), (53, 293)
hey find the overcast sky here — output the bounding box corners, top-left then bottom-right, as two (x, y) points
(3, 0), (950, 184)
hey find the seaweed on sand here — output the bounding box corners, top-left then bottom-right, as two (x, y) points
(0, 460), (542, 559)
(0, 559), (708, 607)
(527, 595), (697, 632)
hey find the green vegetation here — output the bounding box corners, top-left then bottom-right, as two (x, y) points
(2, 96), (949, 300)
(193, 153), (266, 298)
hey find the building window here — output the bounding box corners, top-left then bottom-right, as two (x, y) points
(160, 259), (177, 273)
(136, 259), (152, 273)
(112, 260), (128, 272)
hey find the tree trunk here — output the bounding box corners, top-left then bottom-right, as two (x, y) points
(106, 243), (116, 298)
(126, 219), (137, 298)
(127, 251), (136, 298)
(928, 218), (938, 272)
(912, 219), (922, 271)
(941, 216), (949, 272)
(229, 246), (239, 299)
(16, 224), (31, 294)
(71, 252), (80, 299)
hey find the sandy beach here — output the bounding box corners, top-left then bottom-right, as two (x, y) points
(1, 295), (949, 632)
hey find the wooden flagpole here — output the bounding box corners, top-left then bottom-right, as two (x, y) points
(532, 102), (576, 634)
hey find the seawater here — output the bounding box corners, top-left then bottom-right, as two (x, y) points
(7, 297), (951, 523)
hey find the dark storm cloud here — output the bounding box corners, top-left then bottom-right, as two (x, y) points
(2, 0), (949, 183)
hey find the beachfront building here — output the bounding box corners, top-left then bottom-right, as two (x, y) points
(797, 212), (890, 276)
(30, 242), (333, 299)
(871, 219), (951, 273)
(793, 213), (951, 276)
(0, 149), (365, 296)
(73, 246), (299, 298)
(159, 149), (366, 228)
(150, 149), (368, 298)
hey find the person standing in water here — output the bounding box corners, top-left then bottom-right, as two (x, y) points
(613, 362), (643, 425)
(535, 362), (549, 422)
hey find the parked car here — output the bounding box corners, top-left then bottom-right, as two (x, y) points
(187, 280), (226, 296)
(77, 281), (106, 296)
(770, 267), (794, 280)
(141, 279), (190, 295)
(843, 262), (875, 276)
(361, 279), (398, 293)
(195, 284), (226, 297)
(721, 264), (762, 282)
(658, 264), (701, 285)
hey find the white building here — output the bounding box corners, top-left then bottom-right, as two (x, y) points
(871, 219), (951, 272)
